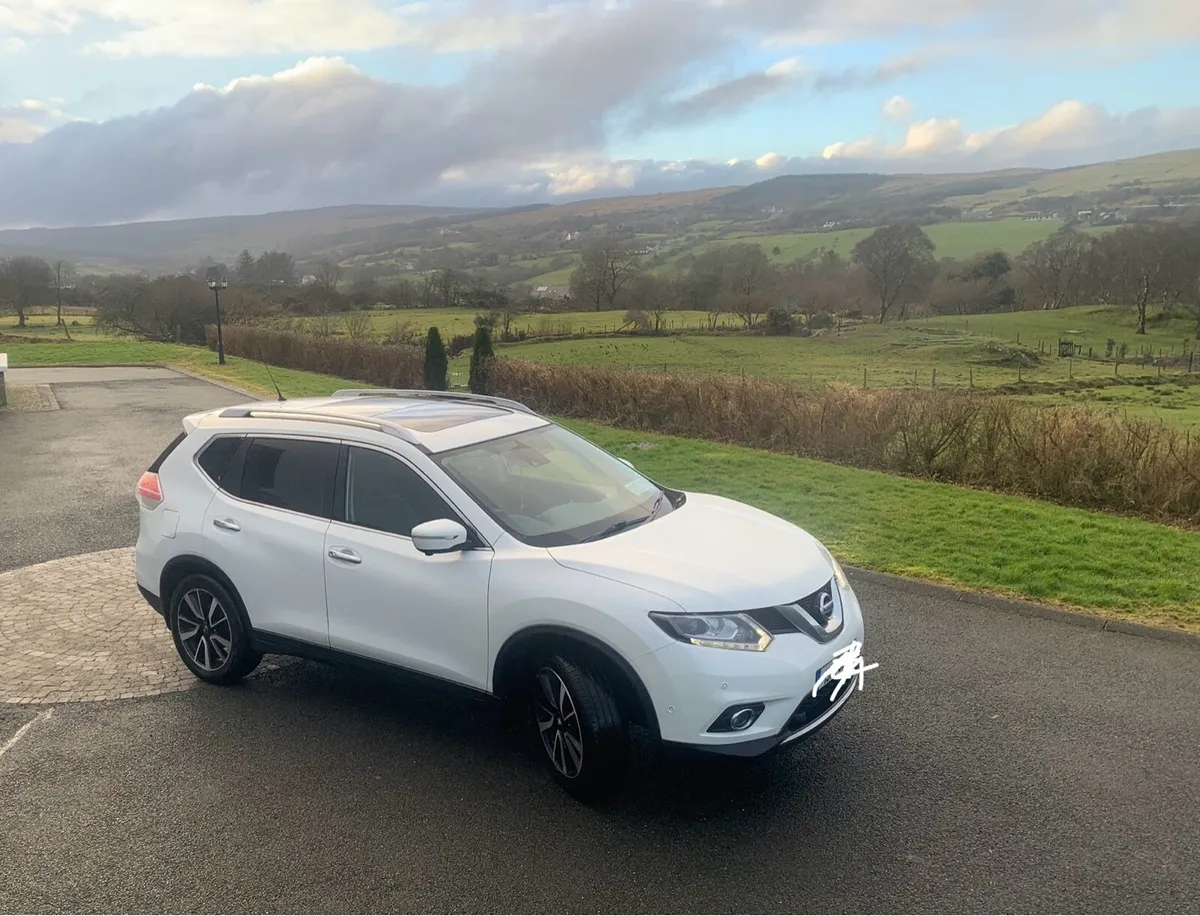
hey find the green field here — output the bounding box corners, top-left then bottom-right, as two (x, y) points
(663, 217), (1106, 269)
(526, 265), (577, 286)
(10, 304), (1199, 427)
(495, 305), (1200, 426)
(748, 218), (1086, 262)
(289, 307), (738, 340)
(3, 336), (1197, 631)
(1, 312), (100, 337)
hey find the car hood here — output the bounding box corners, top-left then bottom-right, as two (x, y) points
(548, 493), (836, 612)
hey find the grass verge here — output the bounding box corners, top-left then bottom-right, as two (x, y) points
(5, 339), (1198, 632)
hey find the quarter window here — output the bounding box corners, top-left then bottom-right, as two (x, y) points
(344, 446), (454, 537)
(238, 437), (338, 518)
(196, 436), (242, 488)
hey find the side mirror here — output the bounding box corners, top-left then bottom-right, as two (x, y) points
(411, 519), (469, 556)
(617, 457), (635, 470)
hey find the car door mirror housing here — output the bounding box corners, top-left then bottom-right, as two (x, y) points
(411, 518), (470, 556)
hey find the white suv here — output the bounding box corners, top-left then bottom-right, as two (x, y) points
(135, 389), (869, 798)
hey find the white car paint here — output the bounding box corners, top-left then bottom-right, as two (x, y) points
(135, 391), (867, 757)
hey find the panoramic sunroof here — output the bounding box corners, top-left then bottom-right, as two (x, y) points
(379, 402), (507, 432)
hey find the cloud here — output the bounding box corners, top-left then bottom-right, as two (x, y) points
(763, 0), (1200, 52)
(881, 94), (913, 119)
(2, 0), (1197, 67)
(754, 151), (786, 170)
(1, 36), (25, 52)
(822, 99), (1200, 167)
(0, 98), (76, 144)
(3, 1), (1200, 227)
(0, 0), (576, 58)
(624, 49), (934, 134)
(627, 56), (807, 132)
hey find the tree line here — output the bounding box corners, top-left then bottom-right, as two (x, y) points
(564, 220), (1200, 335)
(5, 219), (1198, 343)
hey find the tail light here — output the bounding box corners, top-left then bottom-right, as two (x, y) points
(137, 471), (164, 510)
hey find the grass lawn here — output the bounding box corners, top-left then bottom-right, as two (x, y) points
(5, 337), (1199, 631)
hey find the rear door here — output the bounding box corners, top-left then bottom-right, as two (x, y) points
(202, 434), (340, 647)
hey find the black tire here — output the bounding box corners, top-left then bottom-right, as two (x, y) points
(531, 653), (629, 800)
(168, 573), (262, 685)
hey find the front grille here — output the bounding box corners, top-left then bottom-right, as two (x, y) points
(743, 605), (799, 634)
(797, 581), (836, 626)
(743, 578), (844, 643)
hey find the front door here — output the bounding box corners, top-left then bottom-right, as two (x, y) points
(323, 444), (492, 690)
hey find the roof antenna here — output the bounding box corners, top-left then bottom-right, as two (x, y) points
(262, 361), (286, 402)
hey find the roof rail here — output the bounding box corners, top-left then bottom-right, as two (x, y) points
(217, 407), (423, 446)
(330, 389), (537, 416)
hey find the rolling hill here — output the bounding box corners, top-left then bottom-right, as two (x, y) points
(1, 148), (1197, 276)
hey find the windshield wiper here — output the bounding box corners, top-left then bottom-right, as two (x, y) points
(581, 514), (652, 543)
(580, 491), (667, 543)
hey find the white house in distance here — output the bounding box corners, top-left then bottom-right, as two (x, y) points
(300, 275), (318, 286)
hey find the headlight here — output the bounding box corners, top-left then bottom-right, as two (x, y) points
(815, 542), (850, 590)
(649, 612), (773, 652)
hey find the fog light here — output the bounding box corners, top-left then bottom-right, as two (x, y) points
(708, 702), (766, 733)
(729, 707), (756, 730)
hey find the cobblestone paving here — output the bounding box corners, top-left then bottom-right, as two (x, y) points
(0, 548), (284, 705)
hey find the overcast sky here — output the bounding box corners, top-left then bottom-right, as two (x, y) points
(1, 0), (1198, 228)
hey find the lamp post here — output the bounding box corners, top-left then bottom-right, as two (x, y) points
(207, 277), (228, 365)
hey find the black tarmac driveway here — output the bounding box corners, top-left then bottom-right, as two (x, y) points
(1, 369), (1197, 914)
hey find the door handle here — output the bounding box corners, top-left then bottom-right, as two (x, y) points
(212, 517), (241, 532)
(328, 547), (362, 564)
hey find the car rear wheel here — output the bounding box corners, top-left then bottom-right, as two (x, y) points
(169, 573), (262, 685)
(532, 654), (629, 800)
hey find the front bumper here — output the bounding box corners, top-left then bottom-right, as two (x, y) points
(634, 582), (868, 756)
(662, 672), (857, 757)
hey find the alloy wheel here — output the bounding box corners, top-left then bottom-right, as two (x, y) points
(534, 667), (584, 779)
(176, 588), (233, 672)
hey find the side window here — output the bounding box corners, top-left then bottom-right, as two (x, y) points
(344, 446), (454, 537)
(196, 436), (242, 488)
(239, 437), (338, 518)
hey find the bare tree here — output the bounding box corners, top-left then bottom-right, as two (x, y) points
(852, 224), (936, 322)
(569, 237), (641, 310)
(51, 259), (76, 330)
(313, 258), (343, 312)
(1014, 229), (1090, 310)
(724, 243), (776, 297)
(434, 268), (464, 309)
(0, 256), (53, 327)
(729, 291), (773, 330)
(627, 274), (679, 332)
(1095, 225), (1173, 334)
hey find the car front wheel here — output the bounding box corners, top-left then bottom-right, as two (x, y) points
(532, 654), (629, 800)
(169, 573), (262, 685)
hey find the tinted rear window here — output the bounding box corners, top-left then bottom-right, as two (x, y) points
(238, 437), (338, 518)
(196, 436), (241, 487)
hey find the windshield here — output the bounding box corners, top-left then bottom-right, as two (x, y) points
(434, 424), (674, 547)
